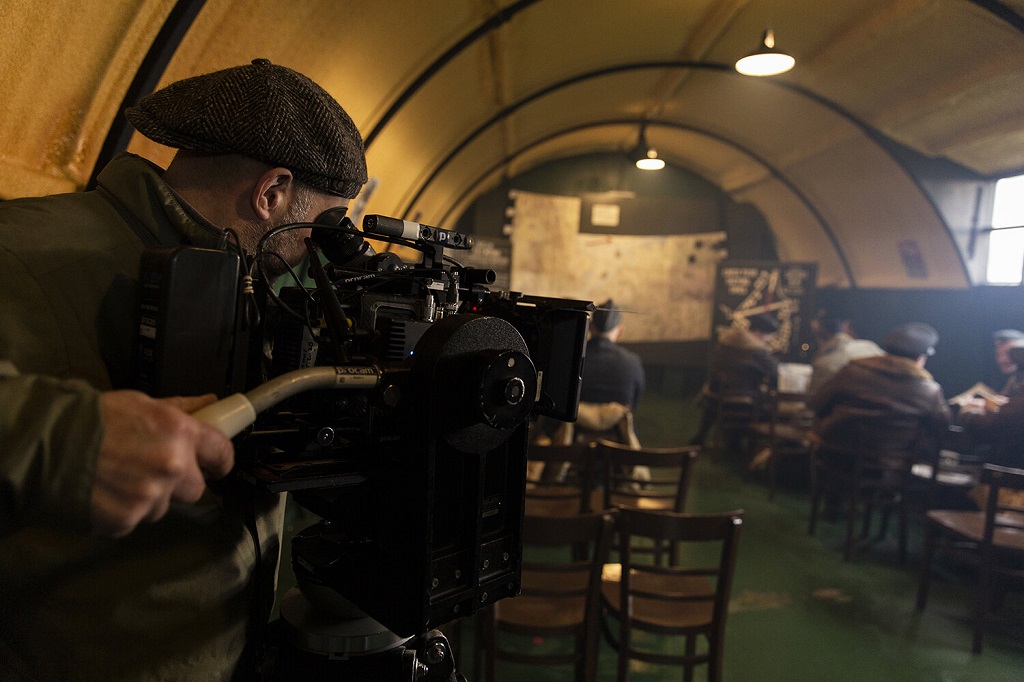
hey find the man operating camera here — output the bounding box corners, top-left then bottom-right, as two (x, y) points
(0, 59), (366, 680)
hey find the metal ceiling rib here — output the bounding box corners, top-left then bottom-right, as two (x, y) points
(66, 0), (1024, 290)
(351, 3), (988, 286)
(88, 0), (207, 189)
(389, 58), (967, 285)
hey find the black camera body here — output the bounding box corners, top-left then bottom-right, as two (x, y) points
(137, 214), (591, 643)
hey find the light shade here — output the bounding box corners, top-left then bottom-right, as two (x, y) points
(735, 29), (795, 77)
(633, 127), (665, 170)
(636, 150), (665, 170)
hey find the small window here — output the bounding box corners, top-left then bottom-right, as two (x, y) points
(987, 174), (1024, 284)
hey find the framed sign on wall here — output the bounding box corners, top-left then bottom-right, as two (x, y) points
(712, 261), (818, 361)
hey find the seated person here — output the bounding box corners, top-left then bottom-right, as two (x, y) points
(550, 299), (645, 447)
(810, 322), (951, 462)
(690, 312), (780, 446)
(947, 328), (1024, 412)
(807, 309), (883, 397)
(993, 329), (1024, 397)
(958, 339), (1024, 468)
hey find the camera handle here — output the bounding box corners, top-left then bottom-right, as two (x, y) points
(193, 367), (470, 681)
(192, 366), (382, 437)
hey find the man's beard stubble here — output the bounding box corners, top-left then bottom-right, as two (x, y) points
(239, 191), (315, 281)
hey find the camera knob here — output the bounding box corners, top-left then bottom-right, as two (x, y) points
(504, 376), (526, 405)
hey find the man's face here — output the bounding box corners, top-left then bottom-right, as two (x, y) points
(246, 193), (350, 280)
(995, 340), (1017, 375)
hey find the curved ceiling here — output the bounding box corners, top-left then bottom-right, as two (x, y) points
(3, 0), (1024, 289)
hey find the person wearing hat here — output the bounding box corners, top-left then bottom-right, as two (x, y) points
(959, 338), (1024, 469)
(992, 329), (1024, 397)
(0, 60), (366, 679)
(689, 312), (781, 448)
(806, 309), (883, 397)
(581, 300), (645, 411)
(543, 299), (645, 447)
(809, 322), (951, 464)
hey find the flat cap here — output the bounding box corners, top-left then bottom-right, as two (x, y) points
(882, 322), (938, 359)
(993, 329), (1024, 343)
(126, 59), (367, 198)
(592, 299), (623, 332)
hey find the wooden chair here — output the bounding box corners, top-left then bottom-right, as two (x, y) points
(596, 439), (700, 514)
(916, 464), (1024, 653)
(600, 507), (744, 682)
(807, 415), (933, 563)
(524, 441), (601, 517)
(711, 389), (762, 455)
(748, 389), (814, 500)
(478, 509), (618, 682)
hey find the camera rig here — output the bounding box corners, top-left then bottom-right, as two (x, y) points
(136, 211), (591, 680)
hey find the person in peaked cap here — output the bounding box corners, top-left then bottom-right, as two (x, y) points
(0, 60), (365, 678)
(992, 329), (1024, 396)
(960, 338), (1024, 468)
(880, 322), (939, 360)
(810, 321), (950, 475)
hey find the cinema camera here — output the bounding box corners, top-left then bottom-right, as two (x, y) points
(136, 210), (591, 680)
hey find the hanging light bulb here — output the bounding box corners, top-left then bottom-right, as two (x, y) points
(735, 29), (795, 77)
(633, 127), (665, 170)
(636, 148), (665, 171)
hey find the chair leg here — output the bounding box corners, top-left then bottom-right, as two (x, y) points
(844, 492), (859, 561)
(973, 564), (991, 654)
(916, 523), (936, 611)
(897, 503), (909, 565)
(708, 632), (723, 682)
(808, 470), (821, 536)
(612, 610), (629, 682)
(684, 635), (696, 682)
(474, 605), (496, 682)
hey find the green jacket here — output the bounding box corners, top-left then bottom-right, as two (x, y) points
(0, 153), (285, 681)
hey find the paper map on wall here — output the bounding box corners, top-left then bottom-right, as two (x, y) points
(508, 190), (726, 342)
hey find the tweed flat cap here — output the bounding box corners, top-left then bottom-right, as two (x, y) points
(126, 59), (367, 198)
(993, 329), (1024, 343)
(882, 322), (938, 359)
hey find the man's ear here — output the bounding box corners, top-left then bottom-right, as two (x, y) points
(251, 167), (295, 221)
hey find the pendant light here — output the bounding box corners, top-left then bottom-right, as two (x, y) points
(735, 29), (795, 76)
(633, 126), (665, 170)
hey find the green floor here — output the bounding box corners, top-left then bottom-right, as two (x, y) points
(474, 391), (1024, 681)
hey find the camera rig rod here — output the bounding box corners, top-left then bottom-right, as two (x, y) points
(192, 366), (381, 438)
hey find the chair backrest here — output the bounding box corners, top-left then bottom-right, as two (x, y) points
(521, 509), (618, 603)
(483, 509), (618, 681)
(596, 439), (700, 513)
(818, 412), (934, 475)
(980, 464), (1024, 542)
(525, 441), (601, 515)
(611, 507), (744, 675)
(765, 389), (813, 431)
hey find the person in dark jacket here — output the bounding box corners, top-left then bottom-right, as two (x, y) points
(810, 322), (951, 457)
(580, 299), (645, 410)
(689, 312), (780, 446)
(959, 340), (1024, 467)
(544, 299), (646, 447)
(0, 60), (366, 680)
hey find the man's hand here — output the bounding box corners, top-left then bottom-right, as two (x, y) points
(92, 391), (235, 537)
